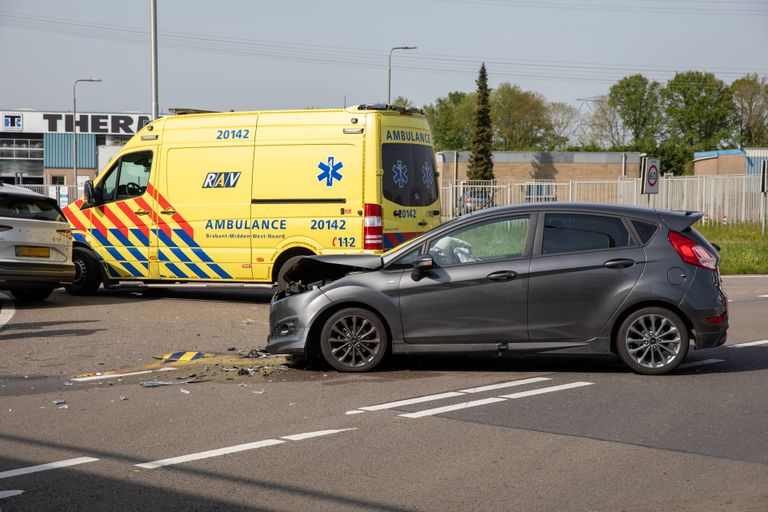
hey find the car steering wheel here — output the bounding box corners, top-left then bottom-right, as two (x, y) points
(124, 182), (142, 196)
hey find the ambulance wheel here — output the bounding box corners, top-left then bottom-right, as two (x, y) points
(66, 248), (102, 296)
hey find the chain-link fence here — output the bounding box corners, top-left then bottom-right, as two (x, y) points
(441, 175), (765, 224)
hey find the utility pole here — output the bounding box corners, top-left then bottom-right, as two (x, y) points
(150, 0), (159, 120)
(72, 78), (102, 193)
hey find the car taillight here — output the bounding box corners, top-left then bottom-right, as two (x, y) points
(363, 203), (382, 250)
(668, 231), (717, 270)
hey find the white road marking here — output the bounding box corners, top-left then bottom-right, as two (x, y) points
(499, 382), (594, 399)
(71, 367), (178, 382)
(459, 377), (552, 394)
(0, 292), (16, 329)
(357, 391), (464, 413)
(347, 377), (552, 414)
(0, 457), (99, 480)
(758, 294), (768, 298)
(135, 439), (285, 469)
(677, 359), (726, 369)
(136, 428), (357, 469)
(729, 339), (768, 348)
(0, 490), (24, 499)
(399, 397), (508, 419)
(280, 428), (356, 441)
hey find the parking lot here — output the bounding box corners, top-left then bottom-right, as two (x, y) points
(1, 276), (767, 511)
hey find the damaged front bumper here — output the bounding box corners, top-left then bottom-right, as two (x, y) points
(266, 286), (331, 355)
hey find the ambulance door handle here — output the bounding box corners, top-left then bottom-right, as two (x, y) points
(134, 209), (150, 216)
(418, 220), (428, 226)
(160, 209), (176, 215)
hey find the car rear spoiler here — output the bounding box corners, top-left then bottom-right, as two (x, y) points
(657, 210), (704, 232)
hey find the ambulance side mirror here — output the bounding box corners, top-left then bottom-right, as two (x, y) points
(82, 180), (100, 208)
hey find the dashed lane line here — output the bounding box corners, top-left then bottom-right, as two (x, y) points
(677, 359), (726, 369)
(0, 457), (99, 480)
(346, 377), (552, 415)
(0, 292), (15, 329)
(729, 339), (768, 348)
(400, 382), (594, 419)
(0, 490), (24, 500)
(135, 428), (356, 470)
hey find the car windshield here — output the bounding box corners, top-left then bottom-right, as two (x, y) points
(0, 193), (65, 222)
(382, 143), (438, 207)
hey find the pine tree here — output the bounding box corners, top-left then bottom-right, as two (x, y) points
(467, 63), (494, 180)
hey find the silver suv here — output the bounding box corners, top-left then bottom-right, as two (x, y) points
(0, 184), (75, 301)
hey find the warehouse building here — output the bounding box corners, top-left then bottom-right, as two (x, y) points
(692, 148), (768, 176)
(1, 110), (150, 186)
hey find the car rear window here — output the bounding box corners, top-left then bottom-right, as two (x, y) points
(631, 220), (658, 244)
(542, 213), (631, 255)
(0, 194), (65, 222)
(382, 143), (438, 207)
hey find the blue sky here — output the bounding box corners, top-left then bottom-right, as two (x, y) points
(1, 0), (766, 113)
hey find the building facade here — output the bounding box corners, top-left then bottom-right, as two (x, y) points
(437, 151), (643, 182)
(1, 110), (150, 186)
(692, 148), (768, 176)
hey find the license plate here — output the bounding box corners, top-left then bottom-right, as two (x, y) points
(16, 246), (50, 258)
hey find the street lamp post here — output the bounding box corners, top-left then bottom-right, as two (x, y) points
(72, 78), (102, 193)
(387, 46), (417, 105)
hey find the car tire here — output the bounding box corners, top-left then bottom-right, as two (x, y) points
(320, 308), (388, 372)
(10, 288), (54, 302)
(65, 248), (102, 296)
(616, 307), (689, 375)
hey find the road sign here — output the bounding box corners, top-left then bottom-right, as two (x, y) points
(642, 157), (660, 194)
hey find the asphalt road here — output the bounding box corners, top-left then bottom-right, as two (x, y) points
(1, 277), (767, 511)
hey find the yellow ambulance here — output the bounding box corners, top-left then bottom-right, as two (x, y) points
(62, 105), (441, 294)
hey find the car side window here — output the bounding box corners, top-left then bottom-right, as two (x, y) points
(542, 213), (631, 255)
(428, 215), (530, 267)
(631, 220), (659, 244)
(99, 151), (153, 203)
(387, 247), (422, 271)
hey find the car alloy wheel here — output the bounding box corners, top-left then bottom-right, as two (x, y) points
(617, 307), (689, 375)
(320, 308), (388, 372)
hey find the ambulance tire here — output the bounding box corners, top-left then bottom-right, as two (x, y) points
(272, 249), (315, 284)
(66, 248), (102, 296)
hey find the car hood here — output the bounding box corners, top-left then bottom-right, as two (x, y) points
(277, 254), (383, 291)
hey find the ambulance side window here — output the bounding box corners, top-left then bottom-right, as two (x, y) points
(99, 151), (153, 203)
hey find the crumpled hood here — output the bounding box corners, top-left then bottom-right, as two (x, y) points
(277, 254), (383, 291)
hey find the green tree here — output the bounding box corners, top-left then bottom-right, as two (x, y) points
(424, 91), (475, 151)
(662, 71), (735, 150)
(467, 64), (494, 180)
(491, 83), (551, 150)
(608, 74), (662, 151)
(730, 74), (768, 147)
(391, 96), (414, 109)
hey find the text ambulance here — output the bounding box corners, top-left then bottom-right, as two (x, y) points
(62, 105), (441, 294)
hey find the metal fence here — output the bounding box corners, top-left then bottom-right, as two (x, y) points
(20, 185), (81, 209)
(441, 175), (766, 224)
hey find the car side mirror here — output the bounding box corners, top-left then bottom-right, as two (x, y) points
(411, 254), (434, 281)
(82, 180), (96, 207)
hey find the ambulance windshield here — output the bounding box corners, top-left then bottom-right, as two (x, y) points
(382, 143), (438, 207)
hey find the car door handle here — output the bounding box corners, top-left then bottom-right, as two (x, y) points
(604, 258), (635, 269)
(134, 209), (150, 216)
(160, 209), (176, 215)
(487, 270), (518, 281)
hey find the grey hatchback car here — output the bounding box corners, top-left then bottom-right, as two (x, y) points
(267, 203), (728, 375)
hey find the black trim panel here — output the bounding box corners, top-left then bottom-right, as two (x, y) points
(251, 198), (347, 204)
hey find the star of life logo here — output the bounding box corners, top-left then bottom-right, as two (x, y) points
(392, 160), (408, 188)
(317, 157), (343, 187)
(421, 161), (434, 188)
